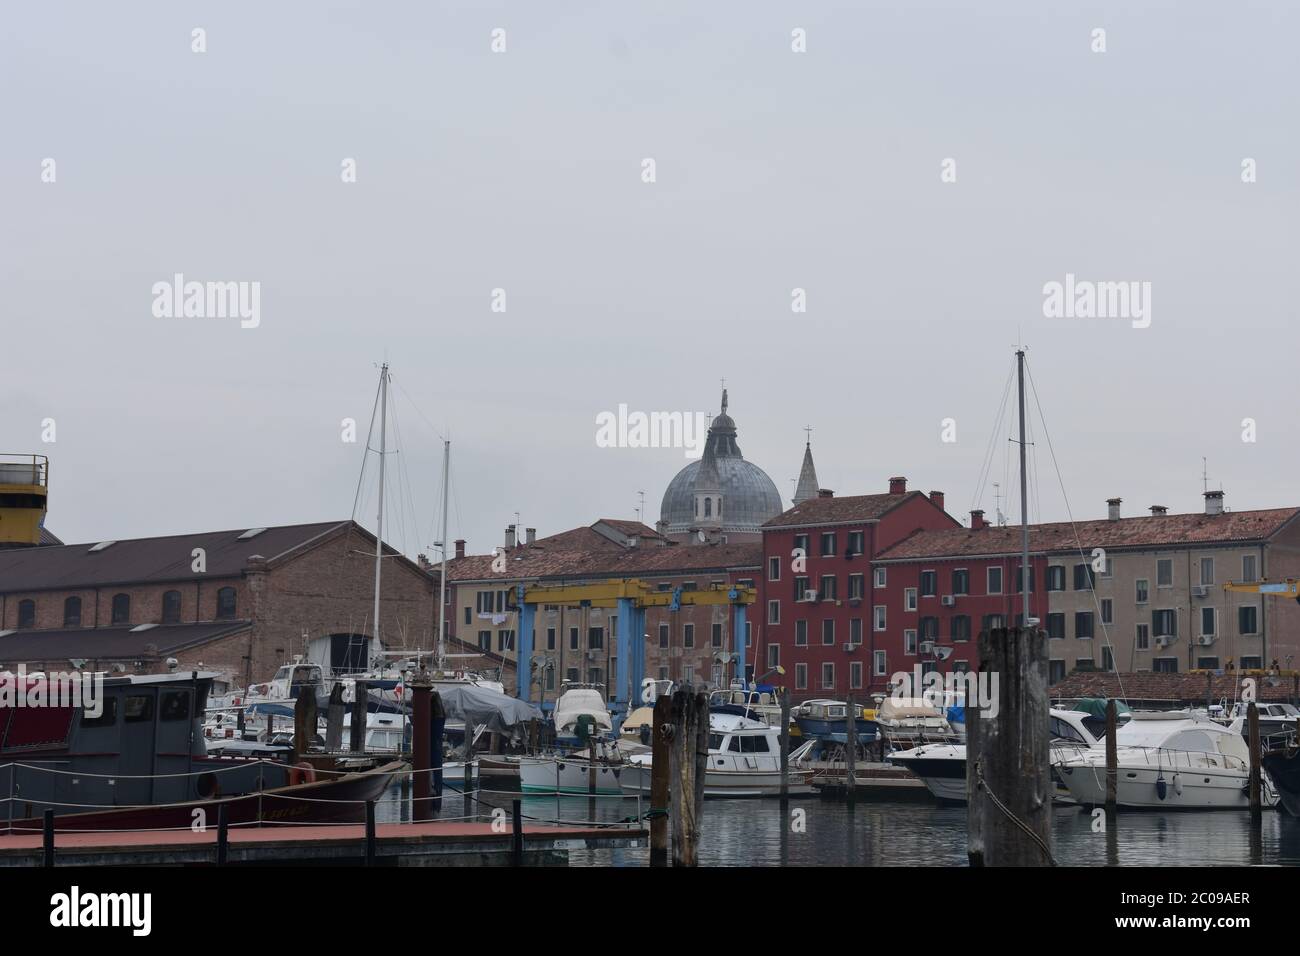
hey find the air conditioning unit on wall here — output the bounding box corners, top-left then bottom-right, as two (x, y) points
(1198, 635), (1215, 646)
(941, 595), (956, 607)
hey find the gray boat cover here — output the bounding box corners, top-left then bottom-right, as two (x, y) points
(435, 684), (544, 732)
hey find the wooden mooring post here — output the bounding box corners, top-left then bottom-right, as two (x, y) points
(649, 694), (672, 867)
(325, 683), (345, 751)
(1248, 702), (1262, 818)
(966, 626), (1052, 867)
(1105, 698), (1118, 814)
(669, 686), (708, 867)
(293, 686), (317, 763)
(350, 679), (367, 752)
(411, 675), (433, 822)
(779, 688), (791, 802)
(844, 692), (857, 803)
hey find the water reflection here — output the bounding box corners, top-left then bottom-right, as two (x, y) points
(375, 782), (1300, 866)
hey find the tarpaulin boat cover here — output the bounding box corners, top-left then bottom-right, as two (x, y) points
(876, 697), (944, 721)
(435, 684), (544, 733)
(1072, 698), (1132, 720)
(553, 688), (613, 736)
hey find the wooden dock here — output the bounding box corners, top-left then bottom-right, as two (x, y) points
(0, 820), (645, 867)
(810, 762), (931, 799)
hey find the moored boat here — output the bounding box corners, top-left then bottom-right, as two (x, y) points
(793, 698), (878, 743)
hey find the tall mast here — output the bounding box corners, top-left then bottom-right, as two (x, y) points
(437, 439), (450, 670)
(372, 363), (389, 646)
(1016, 349), (1030, 626)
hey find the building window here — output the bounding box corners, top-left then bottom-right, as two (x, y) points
(850, 618), (863, 646)
(987, 566), (1003, 595)
(821, 620), (835, 645)
(711, 623), (723, 648)
(63, 596), (81, 627)
(820, 532), (836, 557)
(767, 644), (780, 668)
(951, 615), (971, 642)
(546, 668), (556, 691)
(1046, 566), (1065, 592)
(768, 600), (780, 624)
(873, 606), (886, 631)
(920, 616), (939, 642)
(17, 599), (36, 628)
(1153, 657), (1179, 674)
(768, 556), (781, 581)
(905, 587), (917, 612)
(1071, 564), (1093, 592)
(1242, 555), (1258, 583)
(874, 567), (887, 588)
(161, 590), (182, 625)
(1153, 609), (1177, 638)
(1157, 559), (1173, 587)
(659, 623), (669, 648)
(1240, 656), (1262, 670)
(793, 534), (809, 555)
(1075, 612), (1094, 640)
(848, 574), (865, 600)
(111, 593), (130, 625)
(588, 666), (603, 685)
(588, 627), (604, 649)
(566, 667), (579, 683)
(795, 663), (808, 689)
(904, 629), (917, 655)
(1239, 606), (1258, 636)
(818, 575), (837, 601)
(794, 576), (810, 601)
(1135, 579), (1149, 604)
(1100, 599), (1113, 625)
(216, 586), (237, 620)
(746, 622), (752, 647)
(1201, 607), (1216, 636)
(478, 630), (491, 651)
(848, 532), (864, 556)
(982, 614), (1005, 634)
(1200, 557), (1214, 586)
(1102, 647), (1115, 671)
(1136, 623), (1150, 650)
(1196, 656), (1220, 670)
(498, 630), (515, 652)
(683, 624), (694, 648)
(872, 650), (886, 677)
(920, 571), (937, 596)
(547, 627), (557, 650)
(795, 620), (808, 646)
(1017, 565), (1035, 594)
(569, 627), (579, 650)
(850, 662), (863, 689)
(951, 569), (969, 596)
(1046, 613), (1065, 640)
(821, 663), (835, 690)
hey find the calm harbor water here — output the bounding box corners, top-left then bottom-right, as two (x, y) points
(379, 783), (1300, 867)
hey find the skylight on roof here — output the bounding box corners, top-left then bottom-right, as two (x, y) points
(237, 528), (267, 540)
(88, 541), (116, 552)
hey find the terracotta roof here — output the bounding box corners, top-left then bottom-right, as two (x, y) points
(530, 527), (626, 551)
(448, 541), (761, 584)
(595, 519), (664, 539)
(876, 507), (1300, 561)
(1051, 670), (1300, 704)
(0, 620), (253, 663)
(763, 492), (916, 529)
(0, 521), (394, 593)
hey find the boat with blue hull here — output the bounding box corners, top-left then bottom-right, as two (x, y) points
(793, 699), (877, 743)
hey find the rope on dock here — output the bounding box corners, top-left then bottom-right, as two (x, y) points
(973, 764), (1056, 866)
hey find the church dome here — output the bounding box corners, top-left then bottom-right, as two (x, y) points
(659, 392), (783, 534)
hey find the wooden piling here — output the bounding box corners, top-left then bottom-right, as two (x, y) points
(845, 693), (858, 802)
(1105, 698), (1118, 813)
(42, 809), (54, 867)
(966, 626), (1052, 867)
(411, 677), (432, 822)
(350, 679), (367, 752)
(649, 694), (671, 867)
(779, 688), (791, 802)
(1248, 701), (1262, 817)
(325, 683), (345, 751)
(669, 687), (708, 867)
(293, 686), (317, 762)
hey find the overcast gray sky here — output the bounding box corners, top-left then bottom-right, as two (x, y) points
(3, 1), (1296, 559)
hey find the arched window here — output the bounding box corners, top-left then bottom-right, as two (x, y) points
(17, 599), (36, 628)
(216, 586), (237, 620)
(161, 590), (182, 625)
(63, 596), (82, 627)
(704, 498), (712, 517)
(111, 593), (130, 625)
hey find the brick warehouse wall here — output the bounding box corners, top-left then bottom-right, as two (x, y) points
(0, 577), (249, 631)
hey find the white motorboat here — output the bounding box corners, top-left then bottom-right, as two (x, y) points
(887, 708), (1109, 803)
(619, 712), (815, 797)
(873, 696), (961, 748)
(518, 750), (625, 795)
(1056, 711), (1278, 809)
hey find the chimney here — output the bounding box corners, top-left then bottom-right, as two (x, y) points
(505, 525), (516, 549)
(970, 509), (987, 530)
(929, 490), (945, 512)
(818, 488), (834, 498)
(525, 527), (536, 546)
(1204, 490), (1224, 516)
(417, 553), (432, 571)
(1107, 497), (1122, 521)
(454, 539), (466, 559)
(1149, 505), (1167, 517)
(889, 476), (907, 494)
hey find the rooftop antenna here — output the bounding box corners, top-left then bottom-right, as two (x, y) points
(636, 490), (646, 523)
(993, 482), (1007, 527)
(1202, 457), (1209, 494)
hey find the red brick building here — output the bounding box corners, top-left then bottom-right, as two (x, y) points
(0, 521), (439, 690)
(754, 478), (959, 702)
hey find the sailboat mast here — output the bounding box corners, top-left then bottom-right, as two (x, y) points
(1016, 349), (1030, 626)
(437, 439), (450, 670)
(373, 363), (389, 646)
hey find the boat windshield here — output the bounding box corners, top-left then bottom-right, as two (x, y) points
(709, 732), (725, 750)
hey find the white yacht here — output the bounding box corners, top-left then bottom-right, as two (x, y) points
(619, 712), (814, 798)
(1056, 711), (1277, 810)
(518, 683), (621, 794)
(887, 708), (1107, 803)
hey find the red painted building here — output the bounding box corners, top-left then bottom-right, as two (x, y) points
(755, 478), (958, 701)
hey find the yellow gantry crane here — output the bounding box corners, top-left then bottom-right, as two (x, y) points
(1223, 579), (1300, 601)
